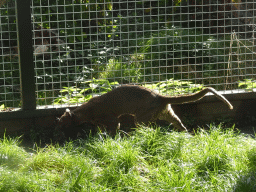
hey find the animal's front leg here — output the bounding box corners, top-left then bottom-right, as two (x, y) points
(158, 104), (187, 132)
(95, 115), (120, 135)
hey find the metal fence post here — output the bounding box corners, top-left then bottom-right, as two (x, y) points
(16, 0), (36, 110)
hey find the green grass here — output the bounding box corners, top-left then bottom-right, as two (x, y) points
(0, 124), (256, 191)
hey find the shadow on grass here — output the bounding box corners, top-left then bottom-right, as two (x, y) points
(233, 147), (256, 192)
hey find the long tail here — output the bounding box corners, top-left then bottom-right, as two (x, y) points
(163, 87), (233, 109)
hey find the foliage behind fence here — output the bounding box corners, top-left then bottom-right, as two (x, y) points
(0, 0), (255, 108)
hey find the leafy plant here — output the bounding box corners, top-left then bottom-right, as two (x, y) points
(143, 79), (203, 96)
(238, 79), (256, 91)
(137, 27), (227, 83)
(54, 79), (119, 104)
(54, 78), (203, 105)
(98, 56), (142, 84)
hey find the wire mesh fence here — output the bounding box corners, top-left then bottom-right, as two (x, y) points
(0, 0), (255, 109)
(0, 1), (20, 109)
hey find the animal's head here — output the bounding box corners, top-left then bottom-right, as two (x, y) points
(56, 109), (75, 130)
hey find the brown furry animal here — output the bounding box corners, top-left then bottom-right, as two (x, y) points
(57, 85), (233, 133)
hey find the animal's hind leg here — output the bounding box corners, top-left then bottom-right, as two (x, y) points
(158, 104), (187, 131)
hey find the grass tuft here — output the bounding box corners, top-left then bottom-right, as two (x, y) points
(0, 124), (256, 191)
(0, 134), (27, 169)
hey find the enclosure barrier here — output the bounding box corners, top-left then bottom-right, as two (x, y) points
(0, 0), (255, 136)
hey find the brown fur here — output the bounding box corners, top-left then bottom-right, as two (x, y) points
(57, 85), (233, 133)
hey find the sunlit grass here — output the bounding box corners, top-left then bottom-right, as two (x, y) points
(0, 124), (255, 191)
